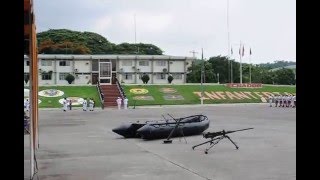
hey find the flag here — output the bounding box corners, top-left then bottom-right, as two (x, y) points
(242, 46), (244, 57)
(231, 47), (233, 55)
(201, 48), (203, 60)
(250, 48), (252, 55)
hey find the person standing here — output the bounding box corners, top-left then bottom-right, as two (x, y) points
(89, 98), (94, 111)
(24, 98), (30, 112)
(69, 99), (72, 110)
(82, 98), (87, 111)
(62, 97), (68, 112)
(116, 97), (122, 110)
(123, 97), (128, 109)
(268, 96), (273, 107)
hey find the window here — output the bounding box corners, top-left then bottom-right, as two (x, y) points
(41, 60), (52, 66)
(122, 60), (133, 66)
(156, 60), (166, 66)
(156, 73), (166, 79)
(26, 61), (30, 66)
(59, 60), (70, 66)
(92, 60), (98, 71)
(59, 73), (69, 80)
(124, 73), (132, 80)
(139, 60), (149, 66)
(173, 74), (182, 79)
(41, 73), (52, 80)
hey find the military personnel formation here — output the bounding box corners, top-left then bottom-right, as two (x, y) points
(268, 95), (296, 108)
(61, 97), (95, 112)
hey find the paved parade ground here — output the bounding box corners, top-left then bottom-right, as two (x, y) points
(24, 104), (296, 180)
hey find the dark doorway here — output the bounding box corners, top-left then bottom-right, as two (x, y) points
(112, 73), (117, 84)
(92, 73), (99, 85)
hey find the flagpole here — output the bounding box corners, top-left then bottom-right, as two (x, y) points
(201, 48), (204, 105)
(239, 41), (243, 84)
(231, 46), (233, 83)
(227, 0), (231, 83)
(249, 48), (252, 83)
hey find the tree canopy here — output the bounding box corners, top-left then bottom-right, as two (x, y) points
(37, 29), (163, 55)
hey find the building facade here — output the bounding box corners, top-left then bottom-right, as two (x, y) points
(24, 54), (195, 85)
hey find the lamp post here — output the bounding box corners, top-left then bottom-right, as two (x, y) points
(217, 73), (220, 84)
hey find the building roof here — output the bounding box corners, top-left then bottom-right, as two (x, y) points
(24, 54), (195, 60)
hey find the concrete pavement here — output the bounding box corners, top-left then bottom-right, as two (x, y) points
(24, 104), (296, 180)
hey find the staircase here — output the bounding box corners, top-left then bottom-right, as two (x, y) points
(101, 85), (122, 107)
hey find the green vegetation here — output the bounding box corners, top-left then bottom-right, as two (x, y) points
(65, 74), (75, 84)
(34, 84), (295, 108)
(187, 56), (296, 85)
(38, 86), (100, 108)
(37, 29), (163, 55)
(123, 84), (296, 106)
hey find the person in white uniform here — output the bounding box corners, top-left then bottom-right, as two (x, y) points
(116, 97), (122, 110)
(89, 98), (94, 111)
(268, 96), (273, 107)
(82, 98), (87, 111)
(24, 98), (30, 112)
(123, 97), (128, 109)
(62, 97), (68, 112)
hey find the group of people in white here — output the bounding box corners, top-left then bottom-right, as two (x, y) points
(116, 96), (128, 110)
(24, 98), (30, 112)
(268, 95), (296, 108)
(62, 97), (95, 112)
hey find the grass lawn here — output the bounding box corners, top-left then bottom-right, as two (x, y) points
(25, 84), (296, 108)
(28, 86), (101, 108)
(123, 84), (296, 106)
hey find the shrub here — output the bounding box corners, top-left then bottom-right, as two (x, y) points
(168, 75), (174, 84)
(65, 74), (75, 84)
(141, 74), (150, 84)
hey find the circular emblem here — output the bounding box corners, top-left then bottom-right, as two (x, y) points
(39, 89), (64, 97)
(130, 88), (149, 94)
(159, 88), (177, 93)
(58, 97), (85, 106)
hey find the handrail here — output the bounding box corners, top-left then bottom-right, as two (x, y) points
(96, 81), (104, 109)
(115, 77), (126, 100)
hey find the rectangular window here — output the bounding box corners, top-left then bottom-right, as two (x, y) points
(173, 74), (182, 79)
(59, 60), (70, 66)
(26, 61), (30, 66)
(41, 73), (52, 80)
(41, 60), (52, 66)
(139, 60), (149, 66)
(156, 60), (166, 66)
(59, 73), (69, 80)
(92, 60), (98, 71)
(156, 73), (166, 79)
(124, 73), (132, 80)
(122, 60), (133, 66)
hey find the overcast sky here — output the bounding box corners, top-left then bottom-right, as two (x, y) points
(34, 0), (295, 64)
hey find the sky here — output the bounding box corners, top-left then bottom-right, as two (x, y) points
(34, 0), (296, 64)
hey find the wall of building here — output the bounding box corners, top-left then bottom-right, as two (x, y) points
(24, 55), (195, 85)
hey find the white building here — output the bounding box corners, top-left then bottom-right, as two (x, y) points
(24, 54), (195, 85)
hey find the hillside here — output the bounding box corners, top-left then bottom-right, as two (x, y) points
(37, 29), (163, 55)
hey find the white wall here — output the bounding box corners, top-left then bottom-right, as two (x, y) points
(153, 60), (168, 73)
(74, 60), (91, 73)
(169, 61), (184, 72)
